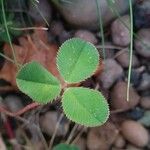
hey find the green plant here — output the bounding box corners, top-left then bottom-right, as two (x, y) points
(0, 6), (21, 42)
(53, 143), (79, 150)
(16, 38), (109, 127)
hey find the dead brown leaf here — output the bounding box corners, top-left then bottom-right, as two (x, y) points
(0, 29), (62, 88)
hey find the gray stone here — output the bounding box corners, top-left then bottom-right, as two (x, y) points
(52, 0), (135, 30)
(29, 0), (52, 24)
(134, 29), (150, 58)
(111, 15), (130, 46)
(99, 59), (123, 89)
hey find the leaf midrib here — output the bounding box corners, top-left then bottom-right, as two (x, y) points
(66, 42), (87, 81)
(17, 78), (59, 86)
(70, 89), (101, 123)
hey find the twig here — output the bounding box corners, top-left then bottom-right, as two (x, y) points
(0, 102), (40, 117)
(66, 124), (78, 145)
(71, 126), (86, 145)
(49, 113), (64, 150)
(10, 26), (48, 31)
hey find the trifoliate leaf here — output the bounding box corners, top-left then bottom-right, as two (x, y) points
(53, 143), (79, 150)
(62, 87), (109, 127)
(57, 38), (99, 83)
(16, 61), (61, 104)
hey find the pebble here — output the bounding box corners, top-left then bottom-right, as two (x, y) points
(116, 49), (139, 68)
(75, 138), (86, 150)
(134, 0), (150, 29)
(39, 111), (69, 136)
(137, 72), (150, 91)
(110, 81), (140, 110)
(138, 111), (150, 128)
(127, 107), (144, 120)
(121, 120), (149, 147)
(126, 69), (141, 87)
(111, 15), (130, 47)
(4, 95), (24, 112)
(114, 134), (126, 149)
(99, 59), (123, 89)
(134, 29), (150, 58)
(140, 97), (150, 109)
(52, 0), (135, 30)
(74, 30), (97, 44)
(87, 122), (118, 150)
(58, 30), (72, 44)
(29, 0), (52, 24)
(50, 21), (64, 36)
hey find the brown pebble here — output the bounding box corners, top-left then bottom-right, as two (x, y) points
(140, 97), (150, 109)
(74, 30), (98, 44)
(116, 49), (139, 68)
(111, 15), (130, 46)
(121, 120), (149, 147)
(114, 134), (126, 148)
(110, 81), (140, 110)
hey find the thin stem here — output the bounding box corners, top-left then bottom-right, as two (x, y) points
(71, 126), (86, 145)
(66, 124), (78, 145)
(95, 0), (106, 59)
(1, 0), (19, 69)
(31, 0), (49, 26)
(127, 0), (133, 101)
(0, 102), (40, 117)
(10, 26), (48, 31)
(107, 0), (150, 50)
(48, 113), (64, 150)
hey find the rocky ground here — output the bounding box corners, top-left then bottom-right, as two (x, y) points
(0, 0), (150, 150)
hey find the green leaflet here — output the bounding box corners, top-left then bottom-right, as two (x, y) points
(53, 143), (79, 150)
(16, 61), (61, 104)
(57, 38), (99, 83)
(62, 87), (109, 127)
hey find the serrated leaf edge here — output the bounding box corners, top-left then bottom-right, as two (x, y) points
(56, 38), (100, 84)
(61, 87), (110, 127)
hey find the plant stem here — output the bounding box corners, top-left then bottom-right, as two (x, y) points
(1, 0), (19, 69)
(66, 124), (78, 144)
(48, 113), (64, 149)
(95, 0), (106, 59)
(127, 0), (133, 101)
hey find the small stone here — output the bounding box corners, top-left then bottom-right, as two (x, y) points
(40, 111), (69, 137)
(52, 0), (135, 30)
(29, 0), (52, 24)
(111, 15), (130, 46)
(99, 59), (123, 89)
(121, 120), (149, 147)
(58, 31), (72, 44)
(50, 21), (64, 36)
(110, 81), (140, 110)
(138, 111), (150, 127)
(116, 49), (139, 68)
(125, 69), (142, 87)
(4, 95), (24, 112)
(114, 134), (126, 149)
(87, 122), (118, 150)
(134, 0), (150, 29)
(127, 107), (144, 120)
(134, 29), (150, 58)
(74, 30), (97, 44)
(140, 97), (150, 109)
(75, 138), (86, 150)
(137, 72), (150, 91)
